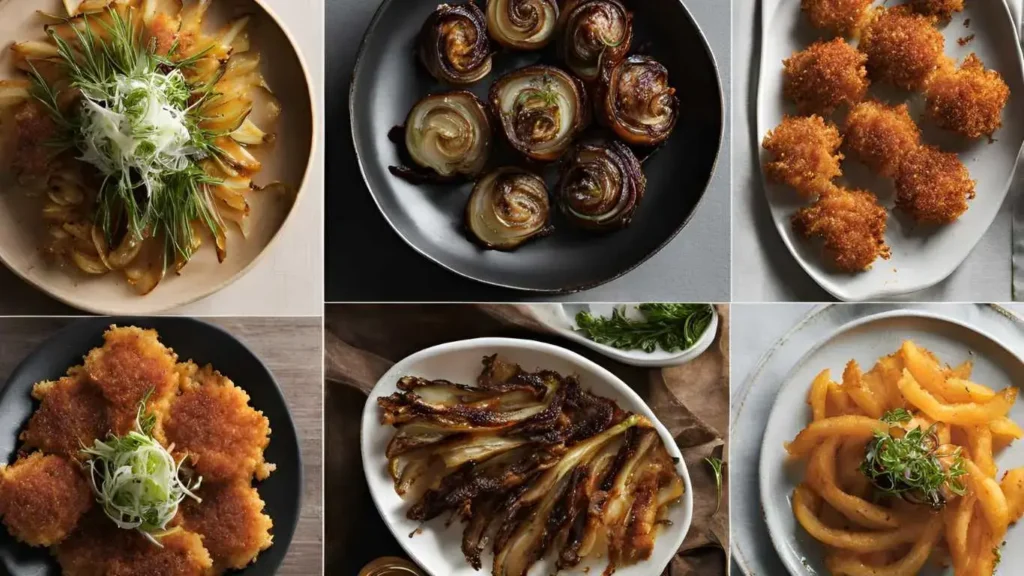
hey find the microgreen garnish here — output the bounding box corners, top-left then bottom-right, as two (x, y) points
(880, 408), (912, 425)
(705, 456), (723, 515)
(575, 304), (714, 353)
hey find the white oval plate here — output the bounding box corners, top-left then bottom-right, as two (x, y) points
(758, 310), (1024, 575)
(359, 337), (693, 576)
(757, 0), (1024, 301)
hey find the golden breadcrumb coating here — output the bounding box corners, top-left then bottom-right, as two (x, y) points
(801, 0), (874, 36)
(0, 453), (92, 547)
(792, 187), (891, 272)
(57, 513), (212, 576)
(763, 115), (844, 198)
(843, 100), (922, 177)
(859, 5), (945, 91)
(783, 38), (869, 115)
(180, 480), (274, 573)
(21, 368), (111, 459)
(925, 53), (1010, 139)
(910, 0), (964, 19)
(894, 144), (975, 223)
(84, 326), (179, 439)
(165, 365), (274, 483)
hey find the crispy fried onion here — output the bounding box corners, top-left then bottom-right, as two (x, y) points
(486, 0), (559, 50)
(557, 138), (646, 232)
(559, 0), (633, 82)
(465, 167), (553, 250)
(378, 356), (683, 576)
(403, 91), (492, 179)
(418, 2), (493, 84)
(597, 55), (679, 147)
(490, 65), (587, 161)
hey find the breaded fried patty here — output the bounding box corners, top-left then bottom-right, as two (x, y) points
(843, 100), (921, 177)
(859, 6), (945, 91)
(57, 513), (212, 576)
(801, 0), (873, 36)
(925, 53), (1010, 139)
(762, 115), (844, 198)
(792, 187), (891, 272)
(165, 365), (274, 483)
(894, 144), (975, 223)
(21, 368), (110, 459)
(909, 0), (964, 19)
(180, 481), (273, 573)
(0, 452), (92, 547)
(85, 326), (179, 437)
(783, 38), (869, 115)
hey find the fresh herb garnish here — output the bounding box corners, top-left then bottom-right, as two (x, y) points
(28, 8), (223, 266)
(860, 409), (967, 509)
(705, 456), (723, 515)
(80, 390), (202, 546)
(574, 304), (714, 353)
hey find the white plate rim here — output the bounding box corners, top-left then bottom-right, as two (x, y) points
(358, 336), (694, 576)
(756, 308), (1024, 576)
(755, 0), (1024, 302)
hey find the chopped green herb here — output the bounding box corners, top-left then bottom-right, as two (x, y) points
(880, 407), (913, 425)
(574, 304), (714, 353)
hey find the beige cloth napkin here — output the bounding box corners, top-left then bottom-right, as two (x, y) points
(325, 305), (730, 576)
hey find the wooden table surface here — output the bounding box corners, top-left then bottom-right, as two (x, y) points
(0, 316), (324, 576)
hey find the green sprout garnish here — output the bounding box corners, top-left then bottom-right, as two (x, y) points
(80, 391), (202, 546)
(575, 304), (714, 353)
(860, 409), (967, 510)
(705, 456), (723, 515)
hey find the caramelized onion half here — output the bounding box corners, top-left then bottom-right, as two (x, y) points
(404, 91), (492, 178)
(597, 55), (679, 146)
(557, 138), (645, 231)
(418, 2), (493, 84)
(559, 0), (633, 82)
(486, 0), (559, 50)
(466, 167), (553, 250)
(489, 65), (587, 162)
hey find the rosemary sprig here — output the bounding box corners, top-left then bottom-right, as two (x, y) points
(574, 304), (714, 353)
(705, 456), (724, 515)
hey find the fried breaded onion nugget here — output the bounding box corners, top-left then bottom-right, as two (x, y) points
(0, 453), (91, 547)
(859, 6), (945, 91)
(84, 326), (178, 437)
(894, 144), (975, 223)
(910, 0), (964, 19)
(792, 187), (891, 272)
(165, 365), (274, 483)
(844, 100), (921, 177)
(20, 368), (110, 459)
(925, 53), (1010, 139)
(801, 0), (873, 36)
(763, 115), (844, 198)
(57, 512), (212, 576)
(784, 38), (870, 115)
(180, 481), (274, 573)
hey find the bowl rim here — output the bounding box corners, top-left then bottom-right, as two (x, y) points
(756, 308), (1024, 576)
(347, 0), (725, 294)
(358, 336), (694, 575)
(0, 0), (319, 315)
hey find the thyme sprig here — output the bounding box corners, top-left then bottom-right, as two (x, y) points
(705, 456), (724, 515)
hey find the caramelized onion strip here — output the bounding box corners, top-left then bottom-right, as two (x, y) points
(419, 2), (493, 84)
(597, 55), (679, 146)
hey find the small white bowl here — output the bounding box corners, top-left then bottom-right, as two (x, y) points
(360, 337), (693, 576)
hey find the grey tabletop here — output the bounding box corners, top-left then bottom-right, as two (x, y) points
(733, 0), (1018, 303)
(325, 0), (732, 303)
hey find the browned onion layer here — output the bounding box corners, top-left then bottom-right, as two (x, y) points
(597, 55), (679, 146)
(557, 138), (645, 231)
(489, 65), (588, 162)
(466, 167), (553, 250)
(486, 0), (559, 50)
(418, 2), (493, 84)
(559, 0), (633, 83)
(403, 90), (492, 179)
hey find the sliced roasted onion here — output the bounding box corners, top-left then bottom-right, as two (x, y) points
(486, 0), (559, 50)
(403, 91), (492, 179)
(466, 167), (553, 250)
(418, 2), (493, 84)
(559, 0), (633, 82)
(597, 55), (679, 146)
(489, 65), (587, 162)
(557, 138), (645, 231)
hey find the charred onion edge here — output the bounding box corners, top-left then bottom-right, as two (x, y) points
(558, 0), (633, 83)
(465, 166), (554, 251)
(596, 54), (679, 147)
(418, 2), (494, 84)
(556, 138), (646, 232)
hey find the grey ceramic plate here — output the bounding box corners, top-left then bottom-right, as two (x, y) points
(349, 0), (723, 293)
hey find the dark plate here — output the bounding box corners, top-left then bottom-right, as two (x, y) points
(0, 317), (301, 576)
(349, 0), (724, 293)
